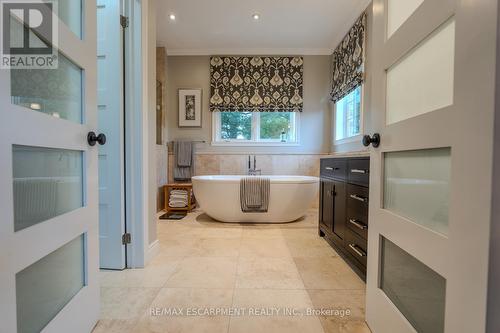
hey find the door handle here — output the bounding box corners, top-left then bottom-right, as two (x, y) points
(87, 131), (107, 146)
(349, 219), (368, 230)
(362, 133), (380, 148)
(350, 194), (367, 203)
(351, 169), (367, 174)
(349, 244), (367, 257)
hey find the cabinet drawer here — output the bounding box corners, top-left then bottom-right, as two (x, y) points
(347, 159), (370, 187)
(347, 184), (369, 239)
(320, 158), (347, 180)
(346, 208), (368, 240)
(345, 229), (367, 267)
(347, 184), (369, 210)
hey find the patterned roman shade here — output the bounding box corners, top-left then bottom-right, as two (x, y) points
(210, 56), (304, 112)
(330, 12), (367, 102)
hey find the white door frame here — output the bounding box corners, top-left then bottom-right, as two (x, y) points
(123, 0), (150, 268)
(95, 0), (153, 270)
(0, 0), (99, 332)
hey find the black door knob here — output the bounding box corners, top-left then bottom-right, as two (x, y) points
(362, 133), (380, 148)
(87, 131), (107, 146)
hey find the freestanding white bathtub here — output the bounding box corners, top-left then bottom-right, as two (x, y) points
(192, 175), (319, 223)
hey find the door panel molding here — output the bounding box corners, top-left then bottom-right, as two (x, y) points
(375, 210), (448, 276)
(382, 0), (455, 68)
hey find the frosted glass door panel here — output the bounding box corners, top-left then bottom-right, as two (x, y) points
(380, 237), (446, 333)
(386, 19), (455, 125)
(13, 145), (84, 231)
(10, 53), (83, 123)
(16, 235), (85, 333)
(57, 0), (83, 38)
(384, 148), (450, 235)
(387, 0), (424, 37)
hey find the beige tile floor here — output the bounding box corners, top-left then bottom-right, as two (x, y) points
(93, 209), (371, 333)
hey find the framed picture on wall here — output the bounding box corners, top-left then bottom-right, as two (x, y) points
(178, 89), (202, 128)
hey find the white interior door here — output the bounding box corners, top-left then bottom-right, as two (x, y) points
(366, 0), (497, 332)
(97, 0), (126, 270)
(0, 1), (99, 332)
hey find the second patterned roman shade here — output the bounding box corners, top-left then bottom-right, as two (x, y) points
(210, 56), (304, 112)
(330, 12), (367, 102)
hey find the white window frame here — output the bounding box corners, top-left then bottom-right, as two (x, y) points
(333, 85), (364, 145)
(212, 112), (300, 147)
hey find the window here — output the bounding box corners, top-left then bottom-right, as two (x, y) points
(213, 112), (299, 145)
(335, 85), (362, 142)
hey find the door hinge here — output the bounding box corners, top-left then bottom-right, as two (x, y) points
(122, 233), (131, 245)
(120, 15), (129, 28)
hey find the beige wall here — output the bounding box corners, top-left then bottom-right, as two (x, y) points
(165, 55), (332, 154)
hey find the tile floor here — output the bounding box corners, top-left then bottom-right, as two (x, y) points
(93, 209), (371, 333)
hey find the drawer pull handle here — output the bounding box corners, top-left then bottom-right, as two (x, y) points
(325, 167), (340, 171)
(350, 194), (367, 203)
(349, 244), (367, 257)
(351, 169), (368, 174)
(349, 219), (367, 230)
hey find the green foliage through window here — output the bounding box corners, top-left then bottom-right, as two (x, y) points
(260, 113), (292, 140)
(220, 112), (252, 140)
(217, 112), (297, 143)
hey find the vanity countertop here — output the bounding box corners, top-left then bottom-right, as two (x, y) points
(320, 151), (370, 159)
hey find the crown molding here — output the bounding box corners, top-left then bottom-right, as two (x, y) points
(166, 48), (334, 56)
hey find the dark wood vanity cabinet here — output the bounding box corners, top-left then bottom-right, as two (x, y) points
(321, 179), (346, 242)
(319, 157), (370, 280)
(320, 180), (335, 231)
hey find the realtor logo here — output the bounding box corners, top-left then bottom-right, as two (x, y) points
(1, 0), (58, 69)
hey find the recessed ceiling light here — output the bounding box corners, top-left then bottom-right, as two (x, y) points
(169, 13), (176, 21)
(252, 13), (260, 20)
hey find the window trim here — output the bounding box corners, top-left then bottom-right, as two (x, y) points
(211, 112), (301, 147)
(333, 85), (364, 145)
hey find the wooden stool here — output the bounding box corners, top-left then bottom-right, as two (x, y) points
(164, 183), (196, 213)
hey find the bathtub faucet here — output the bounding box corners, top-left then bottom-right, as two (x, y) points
(247, 155), (262, 176)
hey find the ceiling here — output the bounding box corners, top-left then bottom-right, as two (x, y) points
(156, 0), (370, 56)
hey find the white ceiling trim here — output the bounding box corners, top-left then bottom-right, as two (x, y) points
(166, 48), (334, 56)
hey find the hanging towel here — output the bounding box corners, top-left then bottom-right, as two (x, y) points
(176, 141), (193, 167)
(240, 177), (270, 213)
(173, 141), (195, 181)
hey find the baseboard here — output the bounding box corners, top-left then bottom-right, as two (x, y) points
(145, 239), (160, 265)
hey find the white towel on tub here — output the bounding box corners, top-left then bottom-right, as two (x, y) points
(240, 177), (270, 213)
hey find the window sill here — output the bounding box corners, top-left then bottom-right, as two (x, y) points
(333, 134), (362, 146)
(211, 141), (301, 147)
